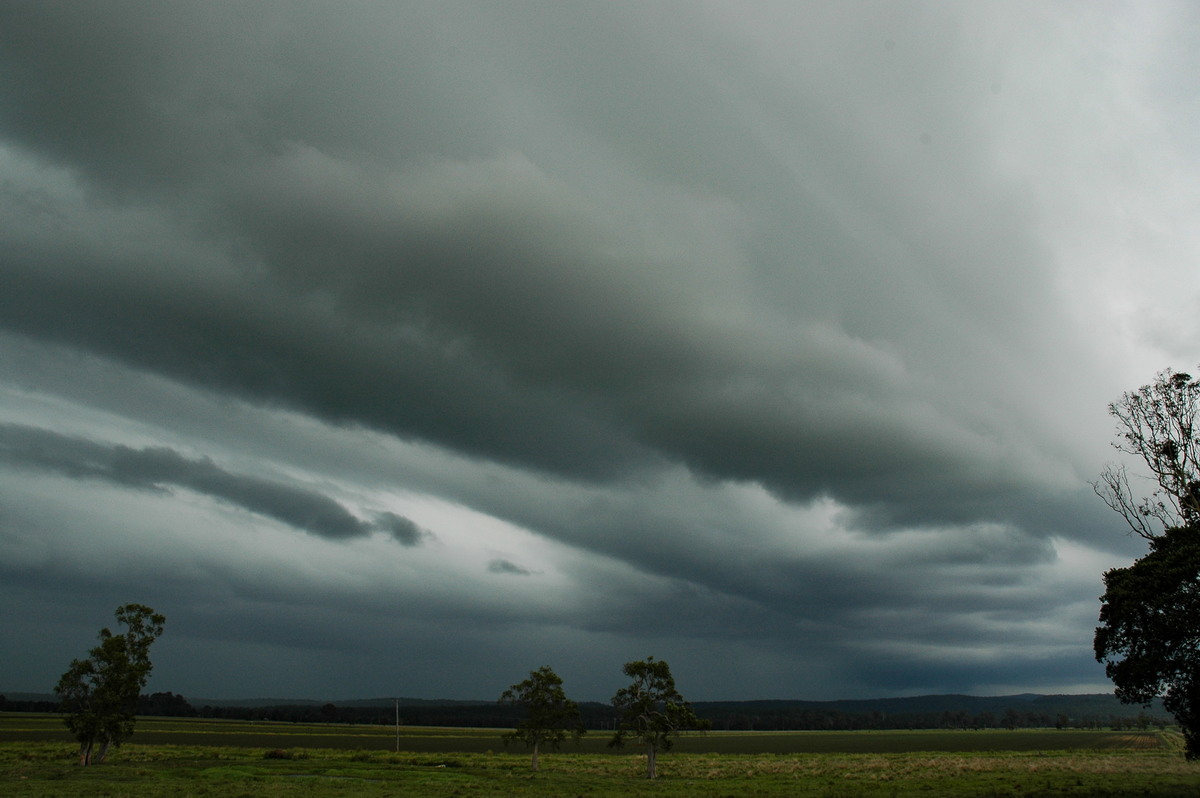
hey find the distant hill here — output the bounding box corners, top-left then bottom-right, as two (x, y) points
(688, 693), (1168, 731)
(695, 693), (1161, 718)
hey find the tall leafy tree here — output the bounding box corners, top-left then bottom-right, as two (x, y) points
(498, 666), (585, 771)
(1093, 368), (1200, 758)
(55, 603), (166, 765)
(1095, 527), (1200, 757)
(609, 656), (709, 779)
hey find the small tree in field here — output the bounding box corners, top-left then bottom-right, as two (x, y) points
(55, 603), (165, 765)
(498, 666), (585, 771)
(609, 656), (709, 779)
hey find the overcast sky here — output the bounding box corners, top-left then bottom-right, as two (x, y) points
(2, 1), (1199, 703)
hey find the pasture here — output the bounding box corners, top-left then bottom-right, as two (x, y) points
(3, 713), (1198, 796)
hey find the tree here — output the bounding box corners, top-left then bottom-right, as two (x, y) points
(609, 656), (709, 779)
(1093, 368), (1200, 758)
(1095, 526), (1200, 757)
(1093, 369), (1200, 540)
(498, 666), (585, 771)
(55, 603), (166, 765)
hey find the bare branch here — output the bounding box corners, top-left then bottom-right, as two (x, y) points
(1092, 465), (1160, 541)
(1100, 369), (1200, 537)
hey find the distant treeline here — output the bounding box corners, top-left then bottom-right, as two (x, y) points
(0, 692), (197, 717)
(2, 692), (1171, 731)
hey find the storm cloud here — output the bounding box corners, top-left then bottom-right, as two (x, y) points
(2, 1), (1198, 702)
(0, 423), (429, 543)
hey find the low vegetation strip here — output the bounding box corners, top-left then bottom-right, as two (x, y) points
(0, 714), (1172, 754)
(3, 740), (1199, 797)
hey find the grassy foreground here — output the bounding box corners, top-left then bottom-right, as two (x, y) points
(3, 715), (1199, 796)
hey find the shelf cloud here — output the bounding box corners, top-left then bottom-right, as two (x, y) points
(2, 1), (1198, 701)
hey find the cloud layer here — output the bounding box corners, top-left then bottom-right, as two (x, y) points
(2, 1), (1199, 701)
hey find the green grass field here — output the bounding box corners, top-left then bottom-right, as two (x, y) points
(3, 714), (1198, 796)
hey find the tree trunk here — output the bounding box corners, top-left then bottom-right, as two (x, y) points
(94, 738), (111, 764)
(531, 740), (540, 772)
(646, 743), (657, 779)
(78, 740), (92, 766)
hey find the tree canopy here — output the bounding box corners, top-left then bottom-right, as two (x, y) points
(498, 666), (584, 771)
(1093, 368), (1200, 759)
(609, 656), (709, 779)
(55, 603), (166, 765)
(1095, 525), (1200, 757)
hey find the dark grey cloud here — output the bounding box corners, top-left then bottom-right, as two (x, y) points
(487, 558), (537, 577)
(375, 512), (430, 547)
(0, 423), (425, 544)
(0, 1), (1092, 526)
(0, 127), (1073, 529)
(1, 1), (1194, 702)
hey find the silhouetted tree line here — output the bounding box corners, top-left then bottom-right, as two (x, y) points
(1, 692), (193, 717)
(194, 701), (535, 726)
(175, 700), (1178, 732)
(138, 692), (196, 716)
(0, 695), (59, 713)
(1, 692), (196, 716)
(1, 693), (1170, 732)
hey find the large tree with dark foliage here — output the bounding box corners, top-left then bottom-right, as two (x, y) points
(609, 656), (709, 779)
(498, 666), (585, 771)
(1093, 369), (1200, 758)
(55, 603), (166, 765)
(1095, 526), (1200, 757)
